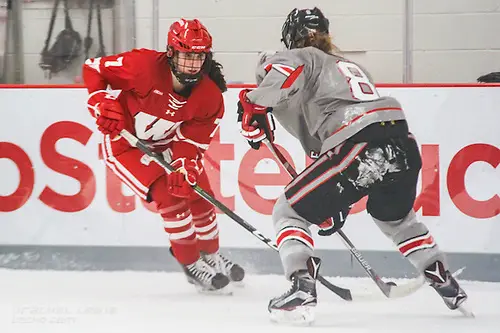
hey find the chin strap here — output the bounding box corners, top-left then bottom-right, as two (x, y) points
(167, 53), (203, 86)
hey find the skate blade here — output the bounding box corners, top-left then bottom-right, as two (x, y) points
(450, 268), (474, 317)
(457, 304), (475, 318)
(231, 280), (245, 288)
(195, 284), (233, 296)
(269, 306), (314, 326)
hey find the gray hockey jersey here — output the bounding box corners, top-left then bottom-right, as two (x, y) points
(246, 47), (406, 156)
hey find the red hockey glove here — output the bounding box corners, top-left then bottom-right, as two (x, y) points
(237, 89), (276, 150)
(166, 158), (203, 198)
(95, 99), (125, 137)
(88, 91), (125, 137)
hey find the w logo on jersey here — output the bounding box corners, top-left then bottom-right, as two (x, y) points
(264, 63), (305, 89)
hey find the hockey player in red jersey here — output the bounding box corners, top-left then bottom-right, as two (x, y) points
(83, 18), (244, 293)
(237, 7), (469, 323)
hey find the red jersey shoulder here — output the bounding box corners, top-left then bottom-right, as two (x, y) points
(126, 49), (168, 96)
(127, 48), (162, 61)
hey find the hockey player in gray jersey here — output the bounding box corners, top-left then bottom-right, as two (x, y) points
(236, 7), (468, 324)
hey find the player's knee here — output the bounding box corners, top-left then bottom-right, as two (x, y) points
(272, 195), (290, 229)
(150, 176), (192, 240)
(369, 200), (413, 222)
(149, 175), (188, 212)
(190, 194), (216, 228)
(272, 195), (310, 231)
(189, 188), (213, 212)
(149, 175), (168, 203)
(367, 183), (416, 222)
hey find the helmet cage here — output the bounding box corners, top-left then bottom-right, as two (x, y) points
(167, 49), (208, 86)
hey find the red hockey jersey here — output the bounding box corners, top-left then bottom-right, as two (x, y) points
(83, 48), (224, 160)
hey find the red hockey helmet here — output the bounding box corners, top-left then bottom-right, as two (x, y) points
(167, 19), (212, 53)
(167, 19), (212, 86)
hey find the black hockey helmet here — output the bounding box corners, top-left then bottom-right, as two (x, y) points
(281, 7), (330, 49)
(477, 71), (500, 83)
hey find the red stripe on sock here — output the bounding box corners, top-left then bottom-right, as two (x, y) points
(399, 235), (434, 255)
(276, 228), (314, 249)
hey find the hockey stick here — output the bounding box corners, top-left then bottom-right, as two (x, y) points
(118, 129), (354, 301)
(263, 139), (426, 299)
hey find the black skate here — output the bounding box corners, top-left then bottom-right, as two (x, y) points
(202, 251), (245, 285)
(169, 247), (231, 294)
(424, 261), (472, 316)
(268, 257), (321, 325)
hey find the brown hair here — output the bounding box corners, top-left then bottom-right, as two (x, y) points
(203, 53), (227, 93)
(298, 32), (342, 56)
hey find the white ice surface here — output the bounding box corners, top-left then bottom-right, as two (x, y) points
(0, 270), (498, 333)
